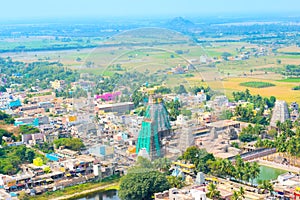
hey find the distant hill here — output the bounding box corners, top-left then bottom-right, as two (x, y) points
(166, 17), (195, 29)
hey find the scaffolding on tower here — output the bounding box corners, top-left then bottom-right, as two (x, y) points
(136, 94), (172, 160)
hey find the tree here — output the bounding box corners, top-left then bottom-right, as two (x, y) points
(207, 183), (221, 199)
(181, 146), (215, 173)
(136, 156), (153, 169)
(174, 85), (187, 94)
(165, 99), (181, 121)
(238, 187), (245, 199)
(249, 162), (260, 185)
(18, 191), (30, 200)
(231, 191), (240, 200)
(276, 59), (281, 65)
(26, 149), (35, 162)
(231, 187), (245, 200)
(119, 171), (170, 200)
(220, 110), (233, 120)
(53, 138), (84, 151)
(221, 52), (232, 61)
(259, 180), (273, 195)
(153, 157), (171, 172)
(166, 176), (185, 189)
(19, 125), (40, 135)
(181, 109), (192, 118)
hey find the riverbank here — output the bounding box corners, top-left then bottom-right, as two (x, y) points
(27, 178), (120, 200)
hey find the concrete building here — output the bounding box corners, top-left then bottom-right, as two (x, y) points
(14, 116), (50, 127)
(97, 102), (134, 114)
(155, 188), (207, 200)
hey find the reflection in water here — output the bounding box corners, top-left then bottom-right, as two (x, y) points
(75, 190), (120, 200)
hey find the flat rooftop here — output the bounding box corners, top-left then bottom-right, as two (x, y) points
(98, 102), (134, 109)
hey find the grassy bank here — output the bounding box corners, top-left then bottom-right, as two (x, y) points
(67, 184), (119, 200)
(26, 176), (120, 200)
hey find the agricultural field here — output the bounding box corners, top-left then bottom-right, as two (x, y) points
(222, 77), (300, 103)
(1, 27), (300, 103)
(239, 81), (275, 88)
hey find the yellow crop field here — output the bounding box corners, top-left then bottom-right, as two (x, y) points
(222, 77), (300, 103)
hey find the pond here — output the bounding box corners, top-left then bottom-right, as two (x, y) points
(75, 190), (120, 200)
(253, 165), (287, 184)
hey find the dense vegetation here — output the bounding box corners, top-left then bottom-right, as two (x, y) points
(119, 170), (170, 200)
(119, 157), (173, 200)
(232, 89), (276, 125)
(0, 110), (15, 124)
(180, 146), (215, 173)
(256, 120), (300, 160)
(165, 99), (181, 121)
(180, 147), (260, 185)
(0, 145), (37, 174)
(34, 142), (54, 154)
(0, 129), (20, 144)
(283, 65), (300, 77)
(53, 138), (85, 151)
(240, 81), (275, 88)
(19, 125), (40, 135)
(0, 57), (79, 91)
(238, 124), (265, 142)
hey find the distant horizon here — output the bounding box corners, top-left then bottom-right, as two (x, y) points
(1, 0), (300, 23)
(1, 12), (300, 25)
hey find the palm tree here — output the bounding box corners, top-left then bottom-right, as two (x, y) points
(231, 191), (239, 200)
(207, 182), (221, 200)
(238, 187), (245, 199)
(234, 166), (244, 182)
(259, 180), (274, 195)
(242, 162), (251, 183)
(223, 159), (235, 177)
(250, 162), (260, 185)
(231, 187), (245, 200)
(219, 159), (229, 177)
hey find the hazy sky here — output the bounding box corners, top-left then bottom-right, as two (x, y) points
(1, 0), (300, 20)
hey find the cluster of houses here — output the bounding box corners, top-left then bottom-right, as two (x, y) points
(1, 76), (300, 199)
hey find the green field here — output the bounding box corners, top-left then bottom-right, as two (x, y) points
(278, 78), (300, 82)
(239, 81), (275, 88)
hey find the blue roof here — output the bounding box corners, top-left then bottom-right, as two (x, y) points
(9, 99), (21, 108)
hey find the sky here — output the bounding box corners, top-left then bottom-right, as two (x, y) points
(1, 0), (300, 20)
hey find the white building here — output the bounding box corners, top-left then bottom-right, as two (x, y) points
(195, 91), (207, 104)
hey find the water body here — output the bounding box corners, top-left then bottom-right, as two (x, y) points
(253, 165), (287, 184)
(75, 190), (120, 200)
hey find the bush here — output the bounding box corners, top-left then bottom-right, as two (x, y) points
(239, 133), (257, 142)
(292, 86), (300, 90)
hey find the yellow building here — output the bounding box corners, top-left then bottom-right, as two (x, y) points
(51, 80), (65, 90)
